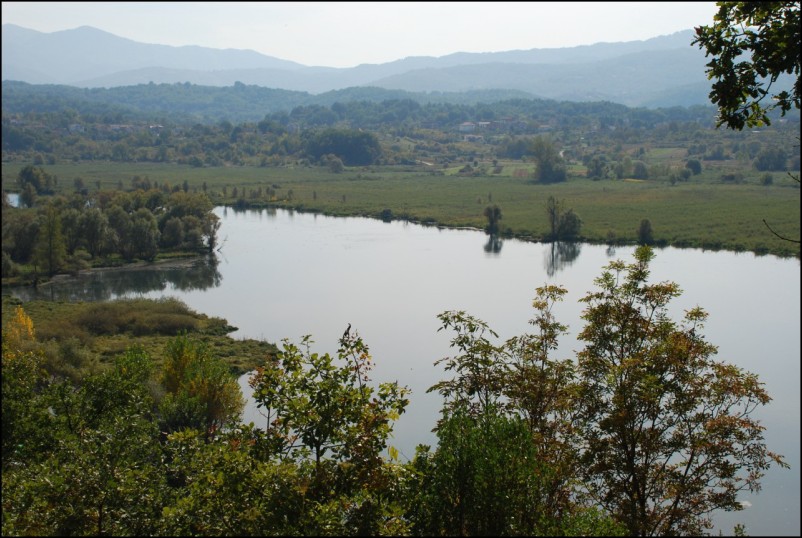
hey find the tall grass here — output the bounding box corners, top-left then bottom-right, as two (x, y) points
(1, 296), (277, 374)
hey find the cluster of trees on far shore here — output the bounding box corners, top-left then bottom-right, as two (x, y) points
(3, 165), (220, 279)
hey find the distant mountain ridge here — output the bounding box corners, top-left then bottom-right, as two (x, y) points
(0, 23), (740, 108)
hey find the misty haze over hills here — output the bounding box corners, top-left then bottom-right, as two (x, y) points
(0, 23), (772, 108)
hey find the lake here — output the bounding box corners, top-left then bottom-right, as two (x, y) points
(5, 204), (799, 536)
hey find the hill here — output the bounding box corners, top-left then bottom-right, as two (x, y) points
(3, 24), (723, 108)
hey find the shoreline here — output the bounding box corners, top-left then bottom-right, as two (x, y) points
(3, 254), (206, 290)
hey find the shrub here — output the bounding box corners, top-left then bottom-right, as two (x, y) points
(685, 159), (702, 175)
(637, 219), (654, 245)
(2, 251), (17, 277)
(632, 161), (649, 179)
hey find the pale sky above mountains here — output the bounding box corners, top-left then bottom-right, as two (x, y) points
(2, 1), (719, 68)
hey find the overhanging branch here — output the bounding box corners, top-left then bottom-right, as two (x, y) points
(762, 219), (801, 244)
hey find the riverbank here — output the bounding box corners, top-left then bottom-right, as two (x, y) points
(1, 293), (277, 375)
(2, 253), (206, 289)
(4, 161), (800, 258)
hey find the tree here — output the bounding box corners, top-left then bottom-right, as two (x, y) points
(637, 218), (654, 245)
(59, 208), (83, 255)
(249, 329), (409, 491)
(3, 210), (39, 264)
(632, 160), (649, 179)
(754, 146), (789, 170)
(530, 136), (567, 183)
(429, 311), (507, 420)
(503, 285), (585, 525)
(424, 293), (627, 536)
(19, 182), (37, 208)
(160, 191), (220, 251)
(130, 208), (160, 261)
(2, 305), (51, 464)
(545, 196), (582, 241)
(545, 196), (562, 241)
(3, 346), (167, 537)
(161, 217), (185, 248)
(158, 427), (306, 536)
(33, 204), (67, 276)
(557, 209), (582, 240)
(483, 205), (502, 235)
(304, 129), (382, 166)
(246, 329), (410, 535)
(575, 246), (788, 536)
(586, 154), (610, 180)
(106, 205), (134, 260)
(685, 158), (703, 175)
(16, 165), (55, 195)
(693, 1), (801, 130)
(408, 407), (562, 536)
(1, 251), (16, 278)
(324, 153), (345, 173)
(79, 208), (109, 258)
(694, 3), (800, 246)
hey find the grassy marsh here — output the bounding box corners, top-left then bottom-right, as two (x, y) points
(3, 159), (799, 257)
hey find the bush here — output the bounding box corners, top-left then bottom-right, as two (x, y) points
(408, 409), (553, 535)
(74, 298), (200, 336)
(557, 209), (582, 240)
(685, 159), (702, 175)
(720, 173), (744, 183)
(637, 219), (654, 245)
(632, 161), (649, 179)
(2, 251), (17, 278)
(754, 148), (787, 171)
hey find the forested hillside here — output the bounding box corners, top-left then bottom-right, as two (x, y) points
(1, 80), (695, 125)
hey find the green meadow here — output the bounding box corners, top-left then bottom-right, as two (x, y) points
(3, 160), (799, 257)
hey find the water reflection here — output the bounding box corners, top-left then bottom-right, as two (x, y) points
(224, 206), (277, 220)
(544, 241), (581, 276)
(483, 234), (503, 254)
(5, 255), (222, 302)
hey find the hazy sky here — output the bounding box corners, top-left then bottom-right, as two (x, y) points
(2, 2), (720, 68)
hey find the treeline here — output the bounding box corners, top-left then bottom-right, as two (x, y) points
(3, 88), (799, 176)
(2, 113), (387, 169)
(1, 80), (717, 126)
(2, 165), (220, 278)
(2, 247), (787, 535)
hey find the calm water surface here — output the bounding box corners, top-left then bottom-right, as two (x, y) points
(6, 206), (799, 535)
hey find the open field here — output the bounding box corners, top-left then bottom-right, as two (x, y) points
(3, 160), (799, 257)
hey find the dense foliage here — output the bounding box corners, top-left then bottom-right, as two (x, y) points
(2, 247), (787, 536)
(0, 80), (722, 127)
(694, 1), (801, 129)
(2, 174), (220, 279)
